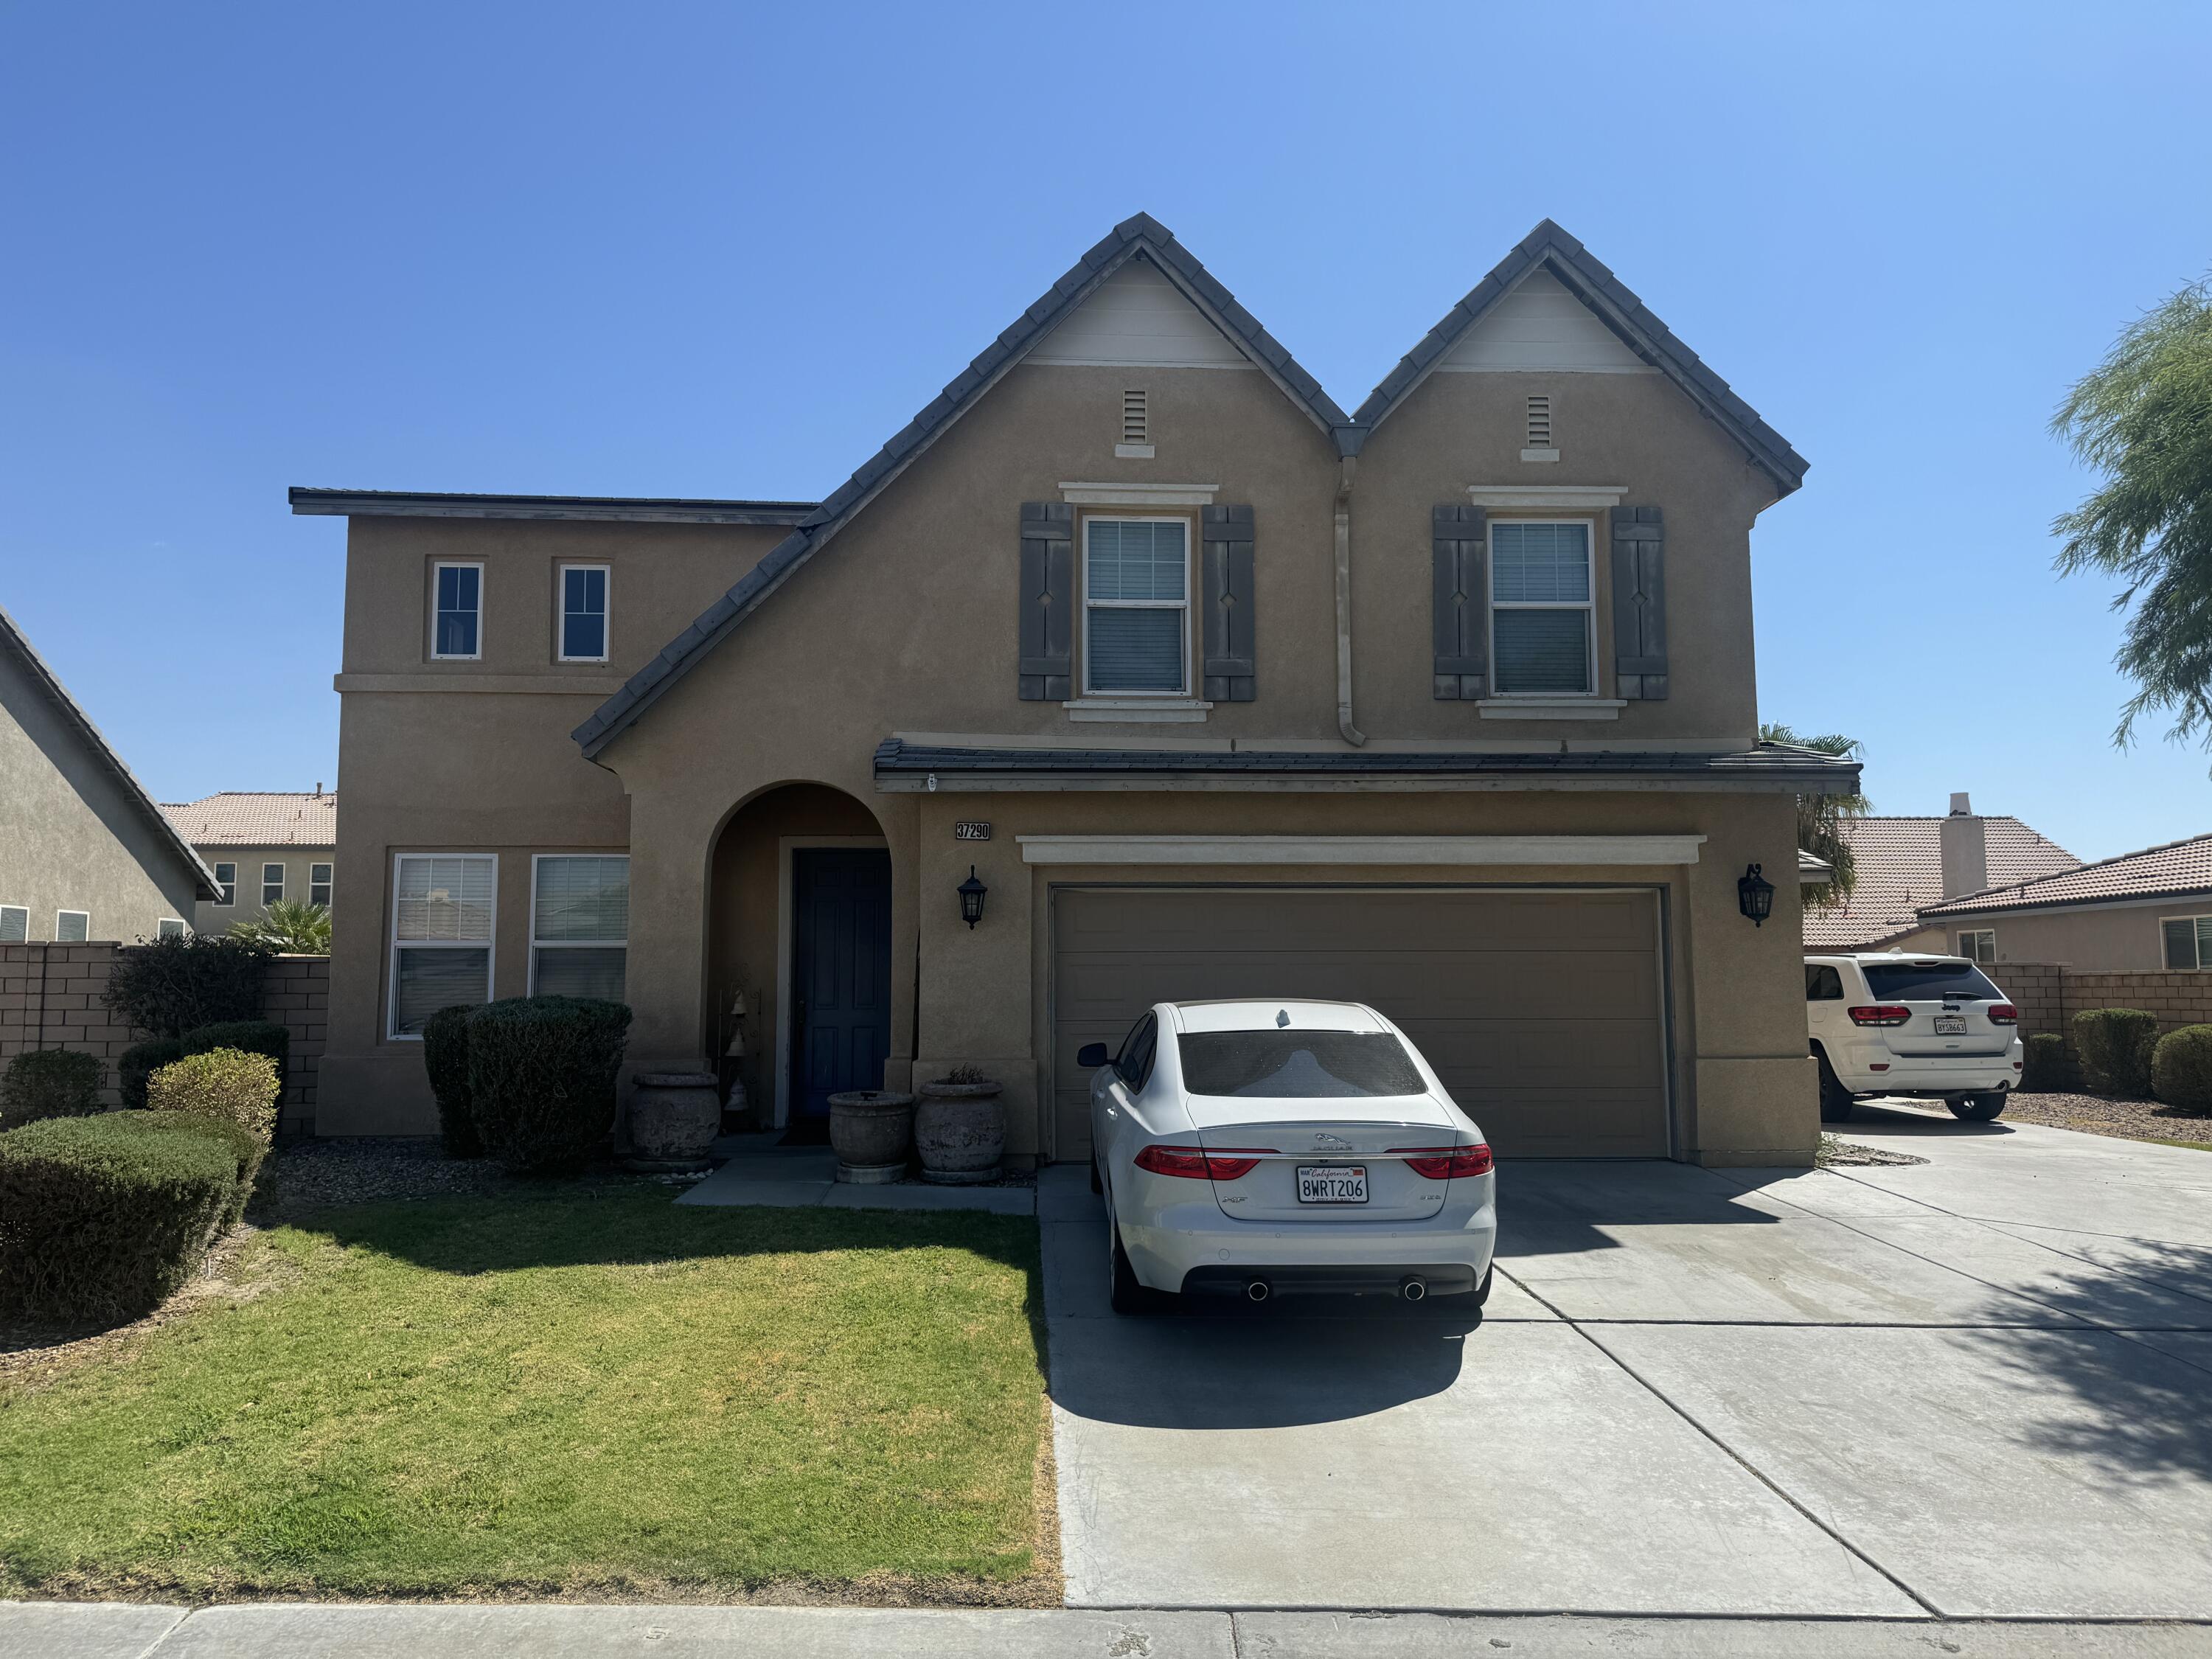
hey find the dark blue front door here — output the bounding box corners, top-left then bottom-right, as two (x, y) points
(792, 848), (892, 1118)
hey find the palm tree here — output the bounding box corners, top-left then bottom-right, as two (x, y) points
(229, 899), (332, 954)
(1760, 722), (1871, 901)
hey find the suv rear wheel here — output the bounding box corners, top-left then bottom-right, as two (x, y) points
(1948, 1093), (2007, 1121)
(1816, 1051), (1855, 1122)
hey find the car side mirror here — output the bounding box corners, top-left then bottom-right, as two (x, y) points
(1077, 1043), (1110, 1068)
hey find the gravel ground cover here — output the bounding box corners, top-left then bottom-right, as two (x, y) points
(1818, 1134), (1928, 1167)
(1997, 1091), (2212, 1148)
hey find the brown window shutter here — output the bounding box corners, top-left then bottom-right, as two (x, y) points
(1200, 504), (1256, 702)
(1610, 506), (1667, 700)
(1018, 501), (1074, 700)
(1432, 504), (1486, 700)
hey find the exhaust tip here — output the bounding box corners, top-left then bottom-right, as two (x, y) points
(1245, 1279), (1272, 1304)
(1399, 1276), (1427, 1303)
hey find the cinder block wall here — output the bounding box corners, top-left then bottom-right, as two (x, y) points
(1998, 962), (2212, 1090)
(0, 944), (327, 1134)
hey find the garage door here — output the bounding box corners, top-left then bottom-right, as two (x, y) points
(1051, 886), (1668, 1161)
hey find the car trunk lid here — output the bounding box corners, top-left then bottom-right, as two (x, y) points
(1857, 959), (2016, 1060)
(1195, 1101), (1458, 1222)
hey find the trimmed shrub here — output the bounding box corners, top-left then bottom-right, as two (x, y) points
(0, 1112), (251, 1321)
(183, 1019), (289, 1094)
(466, 996), (633, 1175)
(2152, 1025), (2212, 1115)
(119, 1037), (187, 1110)
(102, 932), (272, 1038)
(2021, 1032), (2068, 1093)
(422, 1004), (481, 1158)
(147, 1049), (280, 1147)
(2073, 1008), (2160, 1099)
(1, 1049), (104, 1129)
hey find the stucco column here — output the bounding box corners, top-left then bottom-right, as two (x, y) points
(623, 787), (717, 1072)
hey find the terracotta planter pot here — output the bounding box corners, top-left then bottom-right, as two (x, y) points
(914, 1080), (1005, 1185)
(627, 1072), (721, 1171)
(828, 1090), (915, 1183)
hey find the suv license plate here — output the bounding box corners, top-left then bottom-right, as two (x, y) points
(1935, 1015), (1968, 1034)
(1297, 1165), (1368, 1204)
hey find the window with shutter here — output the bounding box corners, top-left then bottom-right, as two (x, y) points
(1018, 502), (1074, 700)
(56, 910), (89, 943)
(1432, 504), (1487, 699)
(0, 905), (27, 943)
(1610, 507), (1668, 700)
(1200, 504), (1256, 702)
(1489, 522), (1594, 696)
(1083, 518), (1189, 695)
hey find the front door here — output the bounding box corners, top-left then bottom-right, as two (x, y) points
(790, 847), (892, 1119)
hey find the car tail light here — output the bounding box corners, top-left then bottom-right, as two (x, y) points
(1391, 1144), (1495, 1179)
(1848, 1005), (1912, 1027)
(1133, 1144), (1273, 1180)
(1987, 1004), (2018, 1025)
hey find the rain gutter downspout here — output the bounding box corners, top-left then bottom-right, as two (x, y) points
(1332, 426), (1367, 747)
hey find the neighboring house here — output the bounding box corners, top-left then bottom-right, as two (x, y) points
(1806, 793), (2080, 955)
(293, 213), (1857, 1166)
(0, 605), (223, 942)
(1916, 830), (2212, 971)
(161, 790), (338, 935)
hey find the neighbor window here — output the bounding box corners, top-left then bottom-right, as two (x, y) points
(1083, 518), (1188, 695)
(432, 562), (483, 659)
(1958, 929), (1996, 964)
(310, 863), (333, 907)
(212, 861), (237, 906)
(530, 855), (628, 998)
(389, 853), (496, 1037)
(1489, 521), (1593, 695)
(0, 905), (25, 942)
(262, 863), (285, 905)
(2162, 915), (2212, 971)
(55, 910), (89, 943)
(158, 918), (187, 939)
(558, 565), (609, 661)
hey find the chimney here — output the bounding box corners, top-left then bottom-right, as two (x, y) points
(316, 782), (324, 797)
(1939, 791), (1988, 900)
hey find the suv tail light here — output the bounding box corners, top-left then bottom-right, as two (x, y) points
(1133, 1144), (1274, 1180)
(1391, 1144), (1495, 1179)
(1848, 1005), (1912, 1027)
(1987, 1004), (2018, 1025)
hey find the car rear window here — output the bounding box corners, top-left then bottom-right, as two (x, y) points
(1860, 961), (2006, 1001)
(1176, 1031), (1425, 1098)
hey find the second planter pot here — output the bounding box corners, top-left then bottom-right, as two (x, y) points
(827, 1090), (915, 1183)
(914, 1079), (1005, 1185)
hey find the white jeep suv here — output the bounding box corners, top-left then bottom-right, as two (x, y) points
(1805, 953), (2024, 1123)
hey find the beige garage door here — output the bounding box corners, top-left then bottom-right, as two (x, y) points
(1051, 886), (1668, 1161)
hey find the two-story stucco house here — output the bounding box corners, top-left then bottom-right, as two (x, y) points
(161, 789), (338, 936)
(294, 215), (1855, 1166)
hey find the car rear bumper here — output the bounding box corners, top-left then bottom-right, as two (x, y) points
(1829, 1037), (2024, 1096)
(1121, 1193), (1496, 1294)
(1178, 1262), (1483, 1298)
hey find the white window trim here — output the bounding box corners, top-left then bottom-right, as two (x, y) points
(431, 560), (485, 661)
(387, 852), (498, 1041)
(55, 910), (90, 943)
(310, 862), (333, 906)
(262, 862), (286, 905)
(1080, 513), (1192, 698)
(1958, 928), (1996, 964)
(0, 904), (27, 942)
(159, 918), (187, 939)
(1487, 517), (1598, 699)
(2163, 914), (2212, 971)
(526, 853), (629, 995)
(212, 862), (237, 907)
(555, 563), (612, 663)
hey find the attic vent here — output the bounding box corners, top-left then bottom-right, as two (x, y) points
(1122, 389), (1149, 443)
(1521, 394), (1559, 462)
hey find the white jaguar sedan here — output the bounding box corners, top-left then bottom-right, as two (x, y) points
(1082, 998), (1497, 1314)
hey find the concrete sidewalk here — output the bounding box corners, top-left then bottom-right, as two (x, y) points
(10, 1602), (2212, 1658)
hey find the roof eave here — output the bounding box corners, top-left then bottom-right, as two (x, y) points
(288, 488), (818, 526)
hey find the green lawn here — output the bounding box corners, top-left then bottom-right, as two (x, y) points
(0, 1193), (1048, 1599)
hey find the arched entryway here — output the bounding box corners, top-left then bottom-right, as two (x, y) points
(707, 782), (894, 1133)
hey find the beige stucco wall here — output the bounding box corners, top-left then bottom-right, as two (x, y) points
(190, 846), (336, 935)
(0, 646), (205, 943)
(1914, 897), (2212, 973)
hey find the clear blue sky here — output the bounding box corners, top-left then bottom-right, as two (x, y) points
(4, 2), (2208, 860)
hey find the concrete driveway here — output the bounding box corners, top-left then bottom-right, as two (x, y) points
(1041, 1105), (2212, 1618)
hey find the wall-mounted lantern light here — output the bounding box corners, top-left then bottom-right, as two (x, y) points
(1737, 863), (1775, 928)
(958, 865), (988, 929)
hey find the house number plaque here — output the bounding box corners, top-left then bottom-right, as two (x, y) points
(953, 821), (992, 842)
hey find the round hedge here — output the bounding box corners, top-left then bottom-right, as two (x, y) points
(2152, 1025), (2212, 1115)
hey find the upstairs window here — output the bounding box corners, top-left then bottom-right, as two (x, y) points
(212, 862), (237, 906)
(433, 562), (483, 659)
(2163, 916), (2212, 971)
(559, 565), (610, 661)
(1489, 521), (1593, 695)
(262, 863), (285, 905)
(389, 853), (496, 1037)
(310, 863), (333, 907)
(531, 855), (629, 999)
(56, 910), (89, 943)
(1083, 518), (1188, 695)
(0, 905), (25, 942)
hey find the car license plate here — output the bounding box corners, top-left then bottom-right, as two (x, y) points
(1935, 1015), (1968, 1034)
(1297, 1165), (1368, 1204)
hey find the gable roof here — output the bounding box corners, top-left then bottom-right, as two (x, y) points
(1352, 220), (1809, 496)
(0, 606), (225, 900)
(570, 214), (1352, 759)
(1917, 831), (2212, 919)
(1804, 815), (2080, 948)
(162, 791), (338, 849)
